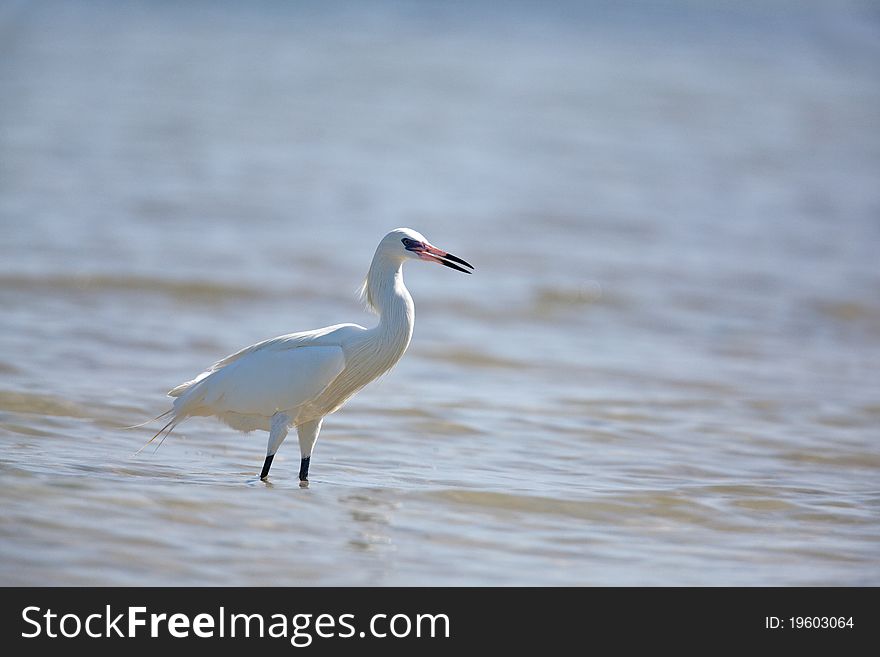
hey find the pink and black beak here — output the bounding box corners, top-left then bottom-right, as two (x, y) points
(402, 237), (474, 274)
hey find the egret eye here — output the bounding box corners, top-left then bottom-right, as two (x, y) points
(401, 237), (422, 250)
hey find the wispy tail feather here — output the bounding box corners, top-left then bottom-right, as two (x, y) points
(133, 412), (182, 456)
(123, 408), (173, 431)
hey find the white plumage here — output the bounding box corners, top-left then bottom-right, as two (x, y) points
(142, 228), (473, 484)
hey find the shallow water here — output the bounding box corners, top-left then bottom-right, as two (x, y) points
(1, 0), (879, 586)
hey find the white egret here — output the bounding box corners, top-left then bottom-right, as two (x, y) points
(142, 228), (473, 484)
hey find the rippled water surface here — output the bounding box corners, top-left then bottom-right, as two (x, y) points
(1, 0), (879, 585)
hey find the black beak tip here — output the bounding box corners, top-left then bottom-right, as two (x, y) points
(442, 252), (475, 273)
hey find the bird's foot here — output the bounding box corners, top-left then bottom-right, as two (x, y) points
(260, 454), (274, 480)
(298, 455), (311, 482)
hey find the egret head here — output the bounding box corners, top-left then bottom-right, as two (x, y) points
(380, 227), (474, 274)
(361, 228), (474, 313)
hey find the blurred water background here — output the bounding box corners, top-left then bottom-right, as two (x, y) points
(1, 0), (878, 585)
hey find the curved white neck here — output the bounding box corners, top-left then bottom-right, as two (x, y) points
(365, 256), (415, 348)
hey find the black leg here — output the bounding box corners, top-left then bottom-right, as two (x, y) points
(299, 456), (311, 481)
(260, 454), (274, 480)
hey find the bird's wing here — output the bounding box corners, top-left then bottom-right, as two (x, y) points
(169, 324), (365, 418)
(196, 344), (346, 417)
